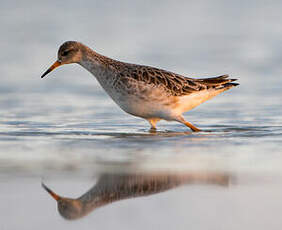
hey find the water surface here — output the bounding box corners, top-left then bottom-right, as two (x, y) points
(1, 0), (282, 229)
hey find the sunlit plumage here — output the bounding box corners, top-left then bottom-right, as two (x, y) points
(41, 41), (238, 131)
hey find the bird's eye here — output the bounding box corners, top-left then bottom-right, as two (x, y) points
(62, 50), (71, 56)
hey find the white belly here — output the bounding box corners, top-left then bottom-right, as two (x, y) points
(101, 82), (175, 120)
(109, 91), (174, 120)
(92, 69), (223, 121)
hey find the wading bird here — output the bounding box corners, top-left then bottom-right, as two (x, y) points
(41, 41), (238, 131)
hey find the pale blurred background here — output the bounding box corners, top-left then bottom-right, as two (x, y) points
(1, 1), (282, 230)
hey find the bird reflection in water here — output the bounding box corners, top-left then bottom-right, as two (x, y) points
(42, 170), (230, 220)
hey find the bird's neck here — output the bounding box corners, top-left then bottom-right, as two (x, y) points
(78, 46), (118, 80)
(73, 174), (184, 218)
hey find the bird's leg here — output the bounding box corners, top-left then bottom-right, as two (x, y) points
(184, 121), (201, 132)
(147, 118), (160, 131)
(177, 116), (201, 132)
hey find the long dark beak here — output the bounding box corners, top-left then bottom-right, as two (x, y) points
(41, 60), (62, 78)
(42, 182), (61, 201)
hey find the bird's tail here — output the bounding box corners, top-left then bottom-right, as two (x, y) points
(195, 75), (239, 91)
(177, 75), (238, 113)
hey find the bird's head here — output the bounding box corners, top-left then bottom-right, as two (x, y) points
(41, 41), (83, 78)
(42, 182), (83, 220)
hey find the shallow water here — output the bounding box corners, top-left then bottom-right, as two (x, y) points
(1, 0), (282, 229)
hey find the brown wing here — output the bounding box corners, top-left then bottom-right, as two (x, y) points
(118, 64), (238, 96)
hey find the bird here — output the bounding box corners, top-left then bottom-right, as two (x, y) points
(42, 171), (230, 220)
(41, 41), (238, 132)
